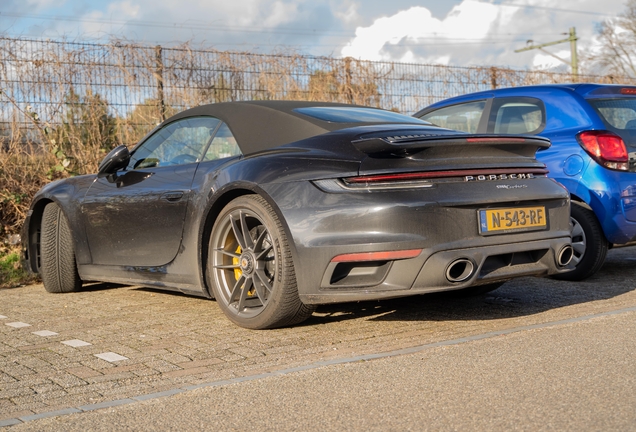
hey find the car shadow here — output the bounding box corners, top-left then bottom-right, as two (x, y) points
(303, 247), (636, 326)
(80, 281), (130, 292)
(76, 248), (636, 327)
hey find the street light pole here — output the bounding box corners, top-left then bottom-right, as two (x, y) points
(514, 27), (578, 80)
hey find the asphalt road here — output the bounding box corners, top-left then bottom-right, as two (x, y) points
(2, 247), (636, 430)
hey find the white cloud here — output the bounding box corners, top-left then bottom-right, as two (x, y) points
(341, 1), (503, 62)
(108, 1), (140, 18)
(1, 0), (629, 70)
(532, 49), (571, 69)
(339, 0), (625, 70)
(334, 2), (358, 24)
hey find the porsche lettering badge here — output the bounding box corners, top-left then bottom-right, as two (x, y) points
(465, 173), (536, 181)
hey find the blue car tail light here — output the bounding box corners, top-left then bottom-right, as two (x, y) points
(576, 130), (629, 171)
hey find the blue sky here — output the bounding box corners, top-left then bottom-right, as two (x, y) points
(0, 0), (628, 71)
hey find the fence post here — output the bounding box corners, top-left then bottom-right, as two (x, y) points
(155, 45), (166, 122)
(490, 67), (498, 89)
(344, 57), (354, 104)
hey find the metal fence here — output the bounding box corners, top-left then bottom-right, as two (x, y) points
(1, 36), (636, 147)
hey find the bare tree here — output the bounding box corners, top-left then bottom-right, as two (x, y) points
(591, 0), (636, 77)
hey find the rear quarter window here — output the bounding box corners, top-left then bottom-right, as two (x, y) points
(418, 101), (486, 133)
(488, 98), (545, 135)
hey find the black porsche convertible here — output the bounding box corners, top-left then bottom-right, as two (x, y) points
(22, 101), (573, 329)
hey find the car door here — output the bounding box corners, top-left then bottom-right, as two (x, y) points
(82, 116), (222, 267)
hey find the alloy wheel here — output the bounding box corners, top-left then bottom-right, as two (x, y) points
(211, 208), (277, 319)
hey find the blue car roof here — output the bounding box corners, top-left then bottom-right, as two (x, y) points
(426, 83), (636, 108)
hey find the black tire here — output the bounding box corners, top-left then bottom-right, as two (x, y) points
(207, 195), (315, 329)
(445, 282), (505, 297)
(553, 203), (608, 281)
(40, 202), (82, 293)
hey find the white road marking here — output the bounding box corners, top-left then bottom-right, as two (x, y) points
(95, 352), (128, 362)
(62, 339), (92, 347)
(6, 322), (31, 328)
(32, 330), (59, 337)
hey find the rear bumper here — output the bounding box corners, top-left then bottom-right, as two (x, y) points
(302, 236), (572, 304)
(262, 178), (572, 305)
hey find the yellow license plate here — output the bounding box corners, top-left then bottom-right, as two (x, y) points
(478, 206), (547, 234)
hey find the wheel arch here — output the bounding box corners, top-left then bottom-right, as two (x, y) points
(23, 197), (55, 275)
(197, 183), (297, 298)
(569, 194), (593, 211)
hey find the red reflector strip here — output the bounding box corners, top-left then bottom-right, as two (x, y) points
(621, 88), (636, 95)
(345, 168), (548, 184)
(331, 249), (422, 263)
(466, 137), (527, 143)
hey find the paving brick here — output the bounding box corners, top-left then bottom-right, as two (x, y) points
(131, 367), (161, 377)
(0, 410), (34, 421)
(143, 359), (181, 373)
(177, 358), (224, 369)
(0, 386), (35, 399)
(40, 392), (103, 409)
(17, 342), (59, 352)
(0, 372), (16, 383)
(157, 352), (191, 364)
(228, 346), (266, 358)
(9, 374), (53, 388)
(262, 345), (302, 355)
(85, 372), (136, 383)
(48, 372), (88, 388)
(66, 366), (102, 379)
(161, 366), (211, 378)
(0, 364), (36, 378)
(79, 357), (118, 371)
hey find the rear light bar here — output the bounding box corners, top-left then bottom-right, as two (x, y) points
(331, 249), (422, 263)
(621, 88), (636, 95)
(576, 130), (628, 171)
(466, 137), (527, 143)
(345, 168), (548, 184)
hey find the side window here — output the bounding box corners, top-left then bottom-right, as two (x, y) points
(202, 123), (241, 161)
(128, 117), (221, 170)
(489, 98), (545, 135)
(419, 101), (486, 133)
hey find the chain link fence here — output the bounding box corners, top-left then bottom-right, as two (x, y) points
(1, 36), (636, 235)
(2, 36), (635, 148)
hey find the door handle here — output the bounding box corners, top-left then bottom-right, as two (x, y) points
(161, 191), (184, 202)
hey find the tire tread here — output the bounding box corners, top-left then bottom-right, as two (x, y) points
(553, 203), (608, 281)
(40, 203), (81, 293)
(248, 195), (316, 328)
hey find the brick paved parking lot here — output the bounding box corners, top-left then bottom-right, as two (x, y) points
(1, 248), (636, 425)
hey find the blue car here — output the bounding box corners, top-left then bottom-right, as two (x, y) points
(415, 83), (636, 280)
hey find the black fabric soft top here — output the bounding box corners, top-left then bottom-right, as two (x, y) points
(163, 101), (415, 154)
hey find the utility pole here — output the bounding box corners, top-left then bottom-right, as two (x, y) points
(515, 27), (578, 80)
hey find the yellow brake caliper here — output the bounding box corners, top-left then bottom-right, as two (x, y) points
(232, 245), (256, 296)
(232, 245), (242, 281)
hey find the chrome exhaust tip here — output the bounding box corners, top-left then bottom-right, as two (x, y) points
(557, 245), (574, 267)
(445, 258), (476, 283)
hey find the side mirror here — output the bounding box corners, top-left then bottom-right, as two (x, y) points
(98, 145), (130, 177)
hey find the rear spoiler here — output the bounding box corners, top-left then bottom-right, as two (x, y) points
(351, 132), (551, 155)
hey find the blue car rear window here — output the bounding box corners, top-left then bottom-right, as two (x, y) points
(588, 98), (636, 130)
(295, 107), (429, 124)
